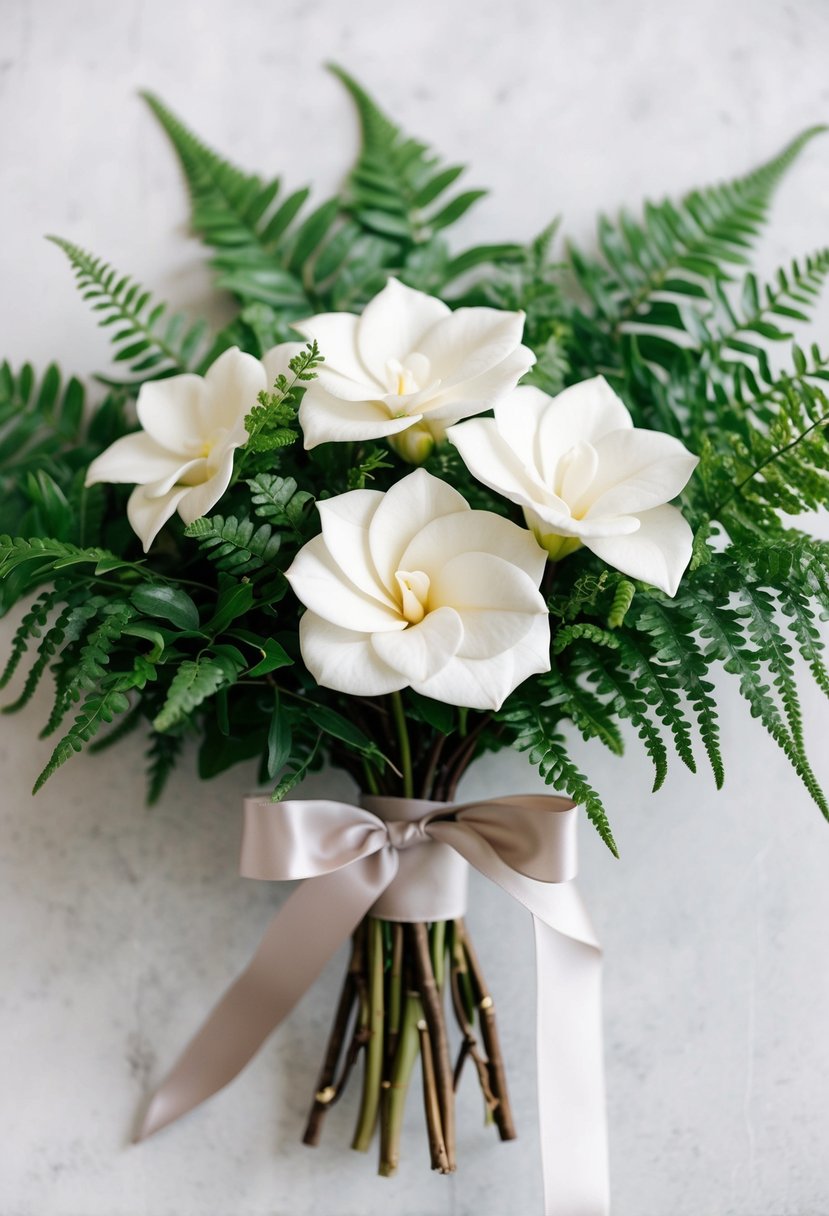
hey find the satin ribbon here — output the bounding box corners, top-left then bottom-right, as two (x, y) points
(136, 794), (609, 1216)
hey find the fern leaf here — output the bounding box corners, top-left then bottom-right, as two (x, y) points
(542, 665), (625, 756)
(153, 653), (243, 732)
(500, 704), (618, 855)
(330, 64), (485, 248)
(142, 91), (341, 313)
(584, 648), (669, 791)
(246, 474), (314, 529)
(33, 654), (156, 793)
(570, 127), (826, 367)
(48, 237), (207, 383)
(146, 729), (185, 804)
(184, 513), (281, 574)
(613, 632), (697, 773)
(633, 599), (724, 787)
(0, 588), (58, 689)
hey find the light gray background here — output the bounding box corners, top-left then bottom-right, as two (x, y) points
(1, 1), (829, 1214)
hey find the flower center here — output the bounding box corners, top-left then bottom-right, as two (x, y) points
(395, 569), (431, 625)
(551, 440), (599, 519)
(384, 353), (432, 409)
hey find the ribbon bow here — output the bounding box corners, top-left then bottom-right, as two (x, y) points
(137, 794), (609, 1216)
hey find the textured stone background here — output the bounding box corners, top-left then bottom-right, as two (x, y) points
(1, 1), (829, 1213)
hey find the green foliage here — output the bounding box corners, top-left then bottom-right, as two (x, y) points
(48, 238), (207, 385)
(247, 473), (313, 531)
(3, 75), (829, 850)
(143, 91), (347, 315)
(153, 651), (244, 732)
(498, 702), (618, 856)
(184, 514), (281, 574)
(331, 64), (485, 247)
(347, 447), (394, 489)
(243, 341), (321, 455)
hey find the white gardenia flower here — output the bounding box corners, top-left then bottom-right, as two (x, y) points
(285, 468), (550, 710)
(85, 347), (292, 552)
(447, 376), (699, 597)
(278, 278), (535, 459)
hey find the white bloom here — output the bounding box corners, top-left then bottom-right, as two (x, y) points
(447, 376), (699, 597)
(285, 469), (550, 710)
(280, 278), (535, 458)
(85, 347), (290, 552)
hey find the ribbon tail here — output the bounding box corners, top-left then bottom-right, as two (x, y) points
(534, 892), (609, 1216)
(136, 853), (394, 1141)
(433, 821), (609, 1215)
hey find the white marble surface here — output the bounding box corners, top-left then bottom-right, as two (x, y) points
(2, 1), (829, 1213)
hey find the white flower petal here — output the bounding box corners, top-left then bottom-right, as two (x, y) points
(522, 502), (639, 542)
(414, 608), (550, 710)
(447, 417), (562, 513)
(286, 535), (406, 633)
(494, 384), (554, 471)
(417, 308), (527, 386)
(583, 504), (693, 596)
(150, 457), (209, 498)
(584, 429), (699, 519)
(505, 611), (553, 686)
(367, 469), (469, 592)
(316, 490), (397, 608)
(127, 483), (190, 552)
(299, 611), (406, 697)
(292, 312), (375, 396)
(136, 374), (207, 456)
(429, 552), (546, 659)
(299, 387), (418, 448)
(262, 342), (305, 387)
(537, 377), (633, 485)
(85, 432), (185, 486)
(371, 606), (464, 683)
(422, 344), (536, 422)
(203, 347), (267, 431)
(412, 650), (517, 711)
(556, 440), (600, 506)
(400, 509), (546, 585)
(356, 279), (450, 384)
(176, 447), (237, 525)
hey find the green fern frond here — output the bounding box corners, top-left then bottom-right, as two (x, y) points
(608, 578), (637, 628)
(247, 473), (314, 529)
(583, 646), (669, 791)
(33, 654), (156, 794)
(142, 91), (343, 313)
(40, 598), (108, 736)
(184, 514), (281, 574)
(499, 703), (618, 854)
(47, 237), (207, 383)
(0, 362), (85, 480)
(613, 632), (698, 773)
(552, 621), (620, 654)
(542, 665), (625, 755)
(633, 599), (724, 787)
(568, 127), (826, 373)
(0, 588), (59, 688)
(146, 729), (185, 804)
(153, 653), (243, 732)
(0, 536), (143, 592)
(330, 64), (484, 247)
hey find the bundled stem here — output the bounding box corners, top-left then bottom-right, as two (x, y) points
(304, 913), (515, 1176)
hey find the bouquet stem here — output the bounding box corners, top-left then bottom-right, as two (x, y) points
(304, 913), (514, 1175)
(352, 918), (386, 1151)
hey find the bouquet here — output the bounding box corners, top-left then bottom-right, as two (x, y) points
(2, 65), (828, 1213)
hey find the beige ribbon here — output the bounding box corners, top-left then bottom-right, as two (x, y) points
(136, 794), (609, 1216)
